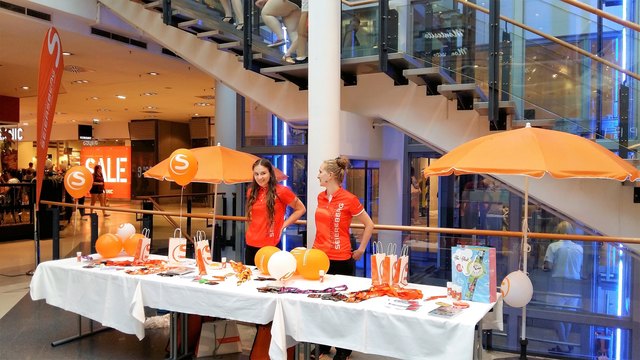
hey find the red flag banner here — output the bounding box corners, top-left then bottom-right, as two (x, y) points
(35, 27), (64, 210)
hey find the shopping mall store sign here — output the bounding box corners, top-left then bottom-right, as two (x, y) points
(80, 146), (131, 199)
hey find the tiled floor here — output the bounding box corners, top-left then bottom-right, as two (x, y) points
(0, 200), (555, 359)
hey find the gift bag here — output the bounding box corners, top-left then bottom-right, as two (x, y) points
(392, 244), (409, 287)
(371, 241), (385, 286)
(168, 228), (187, 265)
(250, 322), (295, 360)
(381, 243), (397, 285)
(195, 231), (213, 275)
(196, 320), (242, 357)
(451, 246), (497, 303)
(134, 228), (151, 262)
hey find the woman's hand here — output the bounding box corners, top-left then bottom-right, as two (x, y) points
(352, 248), (365, 261)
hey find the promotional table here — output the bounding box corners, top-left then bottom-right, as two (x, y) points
(30, 256), (501, 360)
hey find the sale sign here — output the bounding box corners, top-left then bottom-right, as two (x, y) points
(80, 146), (131, 199)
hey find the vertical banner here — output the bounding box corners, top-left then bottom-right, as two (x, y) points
(35, 27), (64, 210)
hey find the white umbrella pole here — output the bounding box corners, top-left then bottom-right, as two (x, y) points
(521, 177), (529, 343)
(211, 184), (218, 260)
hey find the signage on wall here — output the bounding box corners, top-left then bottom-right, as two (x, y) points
(80, 146), (131, 199)
(0, 127), (23, 141)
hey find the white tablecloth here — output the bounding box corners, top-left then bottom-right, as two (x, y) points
(30, 256), (501, 360)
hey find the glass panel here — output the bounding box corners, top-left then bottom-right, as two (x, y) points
(341, 6), (380, 59)
(243, 99), (307, 147)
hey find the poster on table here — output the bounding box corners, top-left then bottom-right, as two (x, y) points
(451, 245), (497, 303)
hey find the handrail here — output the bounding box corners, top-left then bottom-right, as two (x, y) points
(458, 0), (640, 82)
(559, 0), (640, 33)
(145, 197), (193, 243)
(341, 0), (378, 7)
(41, 200), (640, 245)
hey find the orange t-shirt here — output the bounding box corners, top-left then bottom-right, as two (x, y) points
(313, 188), (364, 260)
(246, 184), (297, 247)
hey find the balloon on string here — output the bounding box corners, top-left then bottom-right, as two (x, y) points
(116, 223), (136, 242)
(168, 148), (198, 186)
(500, 270), (533, 308)
(63, 166), (93, 199)
(290, 247), (307, 274)
(124, 233), (146, 257)
(267, 251), (297, 281)
(298, 249), (330, 280)
(96, 233), (123, 259)
(254, 246), (280, 274)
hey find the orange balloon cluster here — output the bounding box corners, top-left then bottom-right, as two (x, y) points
(124, 233), (146, 257)
(290, 247), (307, 274)
(96, 233), (123, 259)
(63, 166), (93, 199)
(254, 246), (280, 275)
(168, 148), (198, 186)
(297, 249), (330, 280)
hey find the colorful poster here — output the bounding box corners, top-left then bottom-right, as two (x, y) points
(35, 27), (64, 209)
(80, 146), (132, 199)
(451, 246), (497, 303)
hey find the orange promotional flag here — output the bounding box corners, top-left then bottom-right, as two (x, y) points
(35, 27), (64, 210)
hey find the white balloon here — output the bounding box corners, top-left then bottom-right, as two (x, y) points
(500, 270), (533, 308)
(116, 223), (136, 242)
(267, 251), (297, 281)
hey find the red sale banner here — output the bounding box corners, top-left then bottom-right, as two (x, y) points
(80, 146), (131, 199)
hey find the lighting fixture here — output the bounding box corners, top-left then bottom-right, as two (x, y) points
(116, 95), (127, 99)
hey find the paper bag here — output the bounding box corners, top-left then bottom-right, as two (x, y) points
(451, 245), (497, 303)
(371, 241), (386, 286)
(134, 228), (151, 262)
(196, 320), (242, 357)
(392, 244), (409, 287)
(381, 243), (397, 286)
(168, 228), (187, 265)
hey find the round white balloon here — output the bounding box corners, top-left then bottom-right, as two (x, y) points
(267, 251), (297, 281)
(500, 270), (533, 308)
(116, 223), (136, 242)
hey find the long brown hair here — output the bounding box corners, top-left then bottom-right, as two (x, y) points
(246, 158), (278, 225)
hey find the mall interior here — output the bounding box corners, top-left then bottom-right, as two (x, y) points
(1, 0), (640, 359)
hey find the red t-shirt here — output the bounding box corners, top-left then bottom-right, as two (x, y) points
(246, 184), (297, 247)
(313, 188), (364, 260)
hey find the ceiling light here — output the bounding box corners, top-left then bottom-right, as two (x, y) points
(147, 72), (159, 76)
(71, 80), (89, 84)
(90, 96), (99, 100)
(92, 118), (100, 124)
(142, 92), (157, 96)
(194, 102), (212, 107)
(193, 113), (200, 116)
(21, 86), (30, 90)
(144, 106), (157, 110)
(71, 119), (77, 123)
(22, 122), (29, 126)
(116, 95), (127, 99)
(62, 52), (73, 56)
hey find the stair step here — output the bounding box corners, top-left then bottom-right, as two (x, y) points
(217, 41), (241, 50)
(197, 30), (221, 38)
(178, 19), (202, 29)
(143, 0), (162, 10)
(473, 101), (517, 116)
(438, 83), (486, 101)
(403, 67), (454, 87)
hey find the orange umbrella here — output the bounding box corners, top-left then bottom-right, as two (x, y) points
(144, 144), (288, 249)
(424, 123), (639, 355)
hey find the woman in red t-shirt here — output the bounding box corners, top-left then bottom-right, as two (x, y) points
(313, 156), (374, 360)
(245, 159), (306, 265)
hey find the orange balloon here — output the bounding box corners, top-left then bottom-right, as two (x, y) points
(96, 233), (123, 259)
(298, 249), (330, 280)
(124, 233), (145, 257)
(254, 246), (280, 275)
(168, 148), (198, 186)
(290, 247), (307, 274)
(63, 166), (93, 199)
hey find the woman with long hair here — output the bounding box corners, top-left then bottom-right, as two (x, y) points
(245, 158), (305, 265)
(89, 164), (109, 217)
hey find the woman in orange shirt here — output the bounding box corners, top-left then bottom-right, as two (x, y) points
(245, 158), (306, 265)
(313, 156), (374, 360)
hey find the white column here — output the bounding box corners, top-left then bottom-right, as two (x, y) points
(306, 0), (341, 247)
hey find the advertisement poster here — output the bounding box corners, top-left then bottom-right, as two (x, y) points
(80, 146), (131, 199)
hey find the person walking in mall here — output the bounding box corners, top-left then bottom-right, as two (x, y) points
(244, 158), (305, 265)
(312, 156), (374, 360)
(255, 0), (300, 49)
(543, 220), (583, 354)
(89, 164), (109, 217)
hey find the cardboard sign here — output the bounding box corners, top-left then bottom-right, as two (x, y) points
(451, 246), (497, 303)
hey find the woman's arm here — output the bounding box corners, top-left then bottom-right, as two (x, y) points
(282, 197), (306, 229)
(352, 210), (374, 261)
